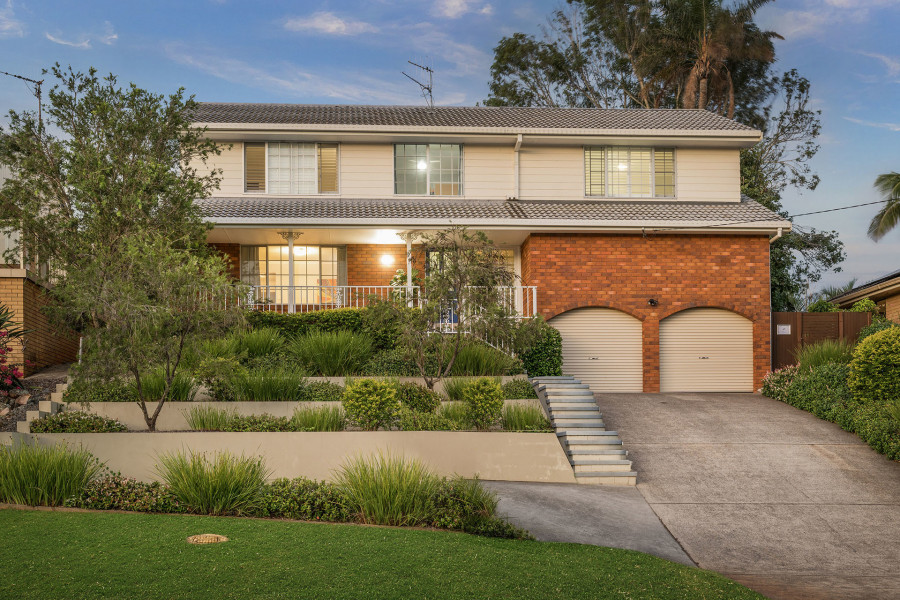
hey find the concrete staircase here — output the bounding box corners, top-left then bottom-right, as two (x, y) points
(532, 376), (636, 486)
(16, 383), (66, 434)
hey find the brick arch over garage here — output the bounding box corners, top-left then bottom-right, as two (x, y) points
(521, 232), (772, 391)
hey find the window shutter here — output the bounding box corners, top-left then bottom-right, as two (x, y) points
(244, 142), (266, 192)
(318, 144), (339, 193)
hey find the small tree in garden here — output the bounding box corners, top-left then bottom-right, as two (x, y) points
(390, 227), (520, 390)
(0, 303), (27, 410)
(71, 234), (243, 431)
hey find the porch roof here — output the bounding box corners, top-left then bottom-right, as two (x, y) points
(196, 196), (791, 234)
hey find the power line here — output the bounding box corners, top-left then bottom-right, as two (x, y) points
(0, 70), (43, 126)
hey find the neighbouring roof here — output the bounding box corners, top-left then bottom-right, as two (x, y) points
(195, 196), (789, 232)
(831, 268), (900, 305)
(191, 103), (758, 136)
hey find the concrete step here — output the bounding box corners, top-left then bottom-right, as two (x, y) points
(565, 438), (623, 448)
(562, 433), (620, 442)
(572, 460), (634, 473)
(574, 472), (637, 486)
(549, 410), (602, 418)
(546, 401), (598, 409)
(545, 398), (597, 406)
(16, 420), (31, 433)
(25, 410), (48, 423)
(55, 383), (68, 394)
(531, 376), (576, 383)
(38, 400), (62, 414)
(551, 420), (605, 428)
(539, 383), (590, 389)
(50, 391), (64, 403)
(544, 389), (595, 397)
(568, 448), (628, 458)
(557, 430), (616, 437)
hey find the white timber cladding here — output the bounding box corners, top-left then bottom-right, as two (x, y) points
(205, 141), (742, 202)
(550, 308), (644, 393)
(659, 308), (754, 392)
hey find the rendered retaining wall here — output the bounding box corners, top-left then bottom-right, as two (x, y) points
(0, 431), (576, 484)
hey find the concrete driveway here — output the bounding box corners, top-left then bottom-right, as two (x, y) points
(598, 392), (900, 600)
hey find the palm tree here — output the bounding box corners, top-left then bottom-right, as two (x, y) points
(868, 172), (900, 241)
(658, 0), (781, 118)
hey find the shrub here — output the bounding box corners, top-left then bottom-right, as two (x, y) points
(65, 473), (186, 513)
(335, 453), (441, 526)
(132, 369), (198, 403)
(442, 376), (500, 401)
(291, 405), (345, 431)
(807, 299), (839, 312)
(0, 443), (102, 506)
(785, 363), (853, 420)
(519, 324), (563, 377)
(298, 380), (344, 402)
(794, 339), (854, 370)
(231, 367), (306, 402)
(463, 377), (504, 430)
(760, 365), (799, 402)
(193, 356), (246, 402)
(360, 300), (409, 350)
(858, 318), (898, 342)
(427, 476), (530, 539)
(848, 327), (900, 405)
(342, 379), (399, 430)
(850, 403), (900, 460)
(238, 327), (285, 358)
(255, 478), (351, 522)
(247, 308), (366, 338)
(502, 402), (552, 432)
(501, 379), (537, 399)
(450, 344), (522, 376)
(394, 382), (441, 413)
(362, 347), (433, 377)
(223, 414), (295, 432)
(395, 406), (461, 431)
(156, 450), (270, 516)
(184, 405), (236, 431)
(849, 297), (879, 313)
(289, 330), (374, 376)
(30, 411), (128, 433)
(437, 401), (471, 429)
(198, 336), (242, 360)
(63, 379), (135, 404)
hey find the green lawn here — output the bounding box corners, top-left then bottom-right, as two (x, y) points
(0, 509), (763, 600)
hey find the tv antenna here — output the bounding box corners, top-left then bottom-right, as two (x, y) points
(402, 60), (434, 110)
(0, 70), (44, 127)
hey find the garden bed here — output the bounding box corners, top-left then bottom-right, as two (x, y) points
(1, 430), (577, 484)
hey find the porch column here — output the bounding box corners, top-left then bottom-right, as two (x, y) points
(401, 231), (416, 307)
(278, 231), (303, 313)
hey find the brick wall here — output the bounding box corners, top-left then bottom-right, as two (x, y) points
(521, 233), (771, 391)
(0, 272), (79, 375)
(346, 244), (424, 287)
(209, 243), (241, 281)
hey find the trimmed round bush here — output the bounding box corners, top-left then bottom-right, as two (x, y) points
(394, 382), (441, 413)
(463, 377), (504, 430)
(848, 327), (900, 405)
(342, 379), (400, 431)
(501, 379), (537, 399)
(299, 380), (344, 402)
(519, 325), (562, 377)
(30, 411), (128, 433)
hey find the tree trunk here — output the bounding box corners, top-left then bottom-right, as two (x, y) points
(726, 70), (735, 119)
(682, 65), (700, 109)
(698, 77), (709, 110)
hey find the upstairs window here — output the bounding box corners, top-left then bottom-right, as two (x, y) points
(243, 142), (339, 194)
(394, 144), (462, 195)
(584, 147), (675, 198)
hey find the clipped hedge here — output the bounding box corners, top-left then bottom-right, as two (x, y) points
(519, 325), (563, 377)
(342, 379), (400, 431)
(463, 377), (504, 430)
(848, 327), (900, 406)
(30, 411), (128, 433)
(246, 309), (366, 338)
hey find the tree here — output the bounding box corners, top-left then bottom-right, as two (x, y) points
(869, 172), (900, 241)
(380, 227), (520, 390)
(71, 234), (243, 431)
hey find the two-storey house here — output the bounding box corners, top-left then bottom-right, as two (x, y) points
(191, 104), (790, 393)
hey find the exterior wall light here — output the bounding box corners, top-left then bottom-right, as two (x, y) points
(380, 255), (395, 266)
(648, 298), (659, 307)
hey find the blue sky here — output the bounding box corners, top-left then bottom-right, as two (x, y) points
(1, 0), (898, 293)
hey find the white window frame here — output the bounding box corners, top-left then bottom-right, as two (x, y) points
(583, 146), (676, 199)
(393, 143), (464, 196)
(243, 142), (340, 195)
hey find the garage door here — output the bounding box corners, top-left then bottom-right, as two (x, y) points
(659, 308), (753, 392)
(549, 308), (643, 392)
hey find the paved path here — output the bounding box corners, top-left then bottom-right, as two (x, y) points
(482, 480), (692, 565)
(598, 392), (900, 600)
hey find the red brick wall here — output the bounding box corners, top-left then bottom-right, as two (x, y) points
(521, 233), (771, 391)
(346, 244), (424, 287)
(209, 243), (241, 281)
(0, 275), (79, 375)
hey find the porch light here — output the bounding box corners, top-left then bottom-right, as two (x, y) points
(293, 246), (307, 257)
(618, 163), (629, 171)
(417, 159), (427, 170)
(380, 255), (395, 266)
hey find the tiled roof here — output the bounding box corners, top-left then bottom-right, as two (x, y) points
(196, 196), (788, 231)
(191, 103), (756, 133)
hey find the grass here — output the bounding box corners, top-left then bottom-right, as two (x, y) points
(132, 369), (198, 403)
(794, 338), (855, 370)
(155, 451), (271, 516)
(502, 402), (552, 432)
(334, 454), (439, 526)
(0, 443), (102, 506)
(443, 376), (501, 401)
(437, 401), (471, 429)
(183, 406), (236, 431)
(289, 330), (374, 376)
(450, 344), (517, 376)
(231, 368), (306, 402)
(0, 509), (765, 599)
(238, 328), (285, 358)
(291, 405), (345, 431)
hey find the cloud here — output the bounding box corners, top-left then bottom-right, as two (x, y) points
(760, 0), (896, 40)
(0, 0), (24, 38)
(44, 21), (117, 49)
(859, 51), (900, 80)
(284, 12), (377, 35)
(433, 0), (493, 19)
(843, 117), (900, 132)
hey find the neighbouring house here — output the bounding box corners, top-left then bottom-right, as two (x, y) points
(189, 104), (788, 393)
(831, 268), (900, 322)
(0, 164), (79, 375)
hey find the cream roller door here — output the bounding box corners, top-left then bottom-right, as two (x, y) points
(660, 308), (753, 392)
(550, 308), (643, 392)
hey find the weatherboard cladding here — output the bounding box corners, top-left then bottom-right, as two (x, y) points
(195, 196), (785, 227)
(191, 103), (756, 132)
